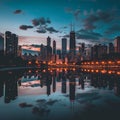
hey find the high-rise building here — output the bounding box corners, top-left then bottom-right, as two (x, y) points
(5, 31), (18, 56)
(91, 44), (107, 60)
(53, 40), (56, 54)
(62, 38), (67, 59)
(108, 42), (114, 54)
(56, 49), (61, 59)
(0, 35), (4, 56)
(69, 27), (76, 55)
(47, 36), (51, 47)
(114, 36), (120, 53)
(46, 36), (52, 61)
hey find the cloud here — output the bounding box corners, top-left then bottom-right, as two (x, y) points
(83, 10), (115, 30)
(32, 17), (51, 26)
(36, 29), (46, 33)
(46, 27), (59, 33)
(76, 29), (102, 40)
(64, 7), (73, 13)
(19, 25), (33, 30)
(14, 9), (22, 14)
(105, 24), (120, 34)
(65, 7), (81, 20)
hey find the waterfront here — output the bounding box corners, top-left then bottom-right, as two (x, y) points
(0, 68), (120, 120)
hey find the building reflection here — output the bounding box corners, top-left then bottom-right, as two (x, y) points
(0, 71), (23, 103)
(1, 68), (120, 104)
(61, 70), (67, 93)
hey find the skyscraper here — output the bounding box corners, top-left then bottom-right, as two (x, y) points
(69, 26), (76, 55)
(46, 36), (52, 61)
(53, 40), (56, 54)
(62, 38), (67, 59)
(47, 36), (51, 47)
(5, 31), (18, 56)
(114, 36), (120, 53)
(108, 42), (114, 54)
(0, 35), (4, 56)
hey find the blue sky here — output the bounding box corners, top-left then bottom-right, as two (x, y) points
(0, 0), (120, 48)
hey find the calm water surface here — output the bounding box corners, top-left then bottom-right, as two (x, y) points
(0, 68), (120, 120)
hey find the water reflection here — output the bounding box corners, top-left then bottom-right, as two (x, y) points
(1, 69), (120, 120)
(1, 68), (120, 104)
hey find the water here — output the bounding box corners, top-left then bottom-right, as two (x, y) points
(0, 68), (120, 120)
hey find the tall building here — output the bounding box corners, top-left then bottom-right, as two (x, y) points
(114, 36), (120, 53)
(53, 40), (56, 54)
(91, 44), (107, 60)
(47, 36), (51, 47)
(69, 27), (76, 55)
(108, 42), (114, 54)
(62, 38), (67, 59)
(5, 31), (18, 56)
(56, 49), (61, 59)
(0, 35), (4, 56)
(46, 36), (52, 61)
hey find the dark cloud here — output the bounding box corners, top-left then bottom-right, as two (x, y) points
(14, 9), (22, 14)
(83, 10), (115, 30)
(76, 29), (102, 40)
(105, 24), (120, 34)
(65, 7), (81, 20)
(19, 25), (33, 30)
(32, 19), (40, 26)
(36, 29), (46, 33)
(74, 9), (81, 20)
(46, 27), (59, 33)
(19, 102), (33, 108)
(32, 17), (51, 26)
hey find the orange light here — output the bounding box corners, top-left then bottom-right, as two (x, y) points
(117, 61), (120, 64)
(28, 61), (31, 64)
(101, 70), (106, 73)
(108, 71), (112, 74)
(95, 62), (99, 64)
(96, 70), (99, 73)
(101, 61), (105, 64)
(117, 71), (120, 75)
(108, 61), (112, 64)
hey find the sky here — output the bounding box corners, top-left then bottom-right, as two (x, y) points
(0, 0), (120, 49)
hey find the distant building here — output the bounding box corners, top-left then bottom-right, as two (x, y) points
(62, 38), (67, 59)
(91, 44), (107, 60)
(40, 44), (47, 61)
(56, 49), (61, 59)
(53, 40), (56, 54)
(108, 42), (114, 54)
(5, 31), (18, 56)
(46, 36), (52, 61)
(0, 35), (4, 56)
(47, 36), (51, 47)
(114, 36), (120, 53)
(18, 46), (22, 57)
(69, 30), (76, 55)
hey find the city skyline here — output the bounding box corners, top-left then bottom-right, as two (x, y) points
(0, 0), (120, 49)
